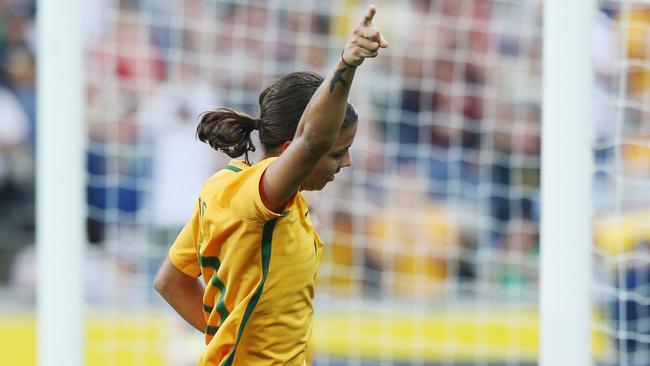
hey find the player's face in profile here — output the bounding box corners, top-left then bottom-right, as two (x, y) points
(302, 121), (357, 191)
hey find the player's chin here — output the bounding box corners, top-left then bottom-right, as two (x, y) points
(302, 178), (331, 191)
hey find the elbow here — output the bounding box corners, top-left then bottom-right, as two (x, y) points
(154, 259), (195, 296)
(153, 271), (169, 295)
(301, 129), (337, 157)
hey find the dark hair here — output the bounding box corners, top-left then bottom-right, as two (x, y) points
(196, 71), (358, 163)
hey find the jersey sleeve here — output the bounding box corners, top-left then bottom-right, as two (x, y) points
(168, 202), (202, 278)
(227, 157), (297, 222)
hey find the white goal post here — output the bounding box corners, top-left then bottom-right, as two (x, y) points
(36, 0), (85, 365)
(540, 0), (595, 365)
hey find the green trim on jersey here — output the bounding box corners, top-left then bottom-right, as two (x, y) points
(198, 249), (230, 326)
(222, 218), (277, 366)
(205, 325), (219, 336)
(225, 165), (242, 172)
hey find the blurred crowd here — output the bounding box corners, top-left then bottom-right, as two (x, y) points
(77, 0), (547, 303)
(0, 0), (648, 311)
(0, 0), (35, 284)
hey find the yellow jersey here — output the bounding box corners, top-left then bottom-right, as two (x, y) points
(168, 157), (323, 366)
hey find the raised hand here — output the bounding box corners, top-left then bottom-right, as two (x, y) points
(342, 4), (389, 67)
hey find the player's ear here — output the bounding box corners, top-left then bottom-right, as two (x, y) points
(278, 140), (291, 154)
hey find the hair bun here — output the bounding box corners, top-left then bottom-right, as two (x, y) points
(196, 108), (258, 161)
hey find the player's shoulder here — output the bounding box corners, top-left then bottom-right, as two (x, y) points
(200, 158), (278, 202)
(216, 158), (277, 183)
(199, 160), (245, 195)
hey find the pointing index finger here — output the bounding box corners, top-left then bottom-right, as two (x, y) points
(361, 4), (376, 26)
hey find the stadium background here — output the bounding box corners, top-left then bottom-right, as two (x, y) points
(0, 0), (649, 365)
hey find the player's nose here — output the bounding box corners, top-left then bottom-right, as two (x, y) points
(340, 151), (352, 169)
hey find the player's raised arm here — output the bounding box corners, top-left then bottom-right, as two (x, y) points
(260, 5), (388, 213)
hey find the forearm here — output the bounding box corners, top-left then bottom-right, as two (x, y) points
(154, 258), (207, 333)
(296, 59), (357, 154)
(296, 5), (387, 155)
(158, 278), (207, 332)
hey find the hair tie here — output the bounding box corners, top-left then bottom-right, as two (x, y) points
(253, 119), (261, 131)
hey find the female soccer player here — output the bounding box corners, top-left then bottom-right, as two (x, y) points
(154, 5), (387, 365)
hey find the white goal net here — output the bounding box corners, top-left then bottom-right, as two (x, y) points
(592, 1), (650, 365)
(65, 0), (648, 365)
